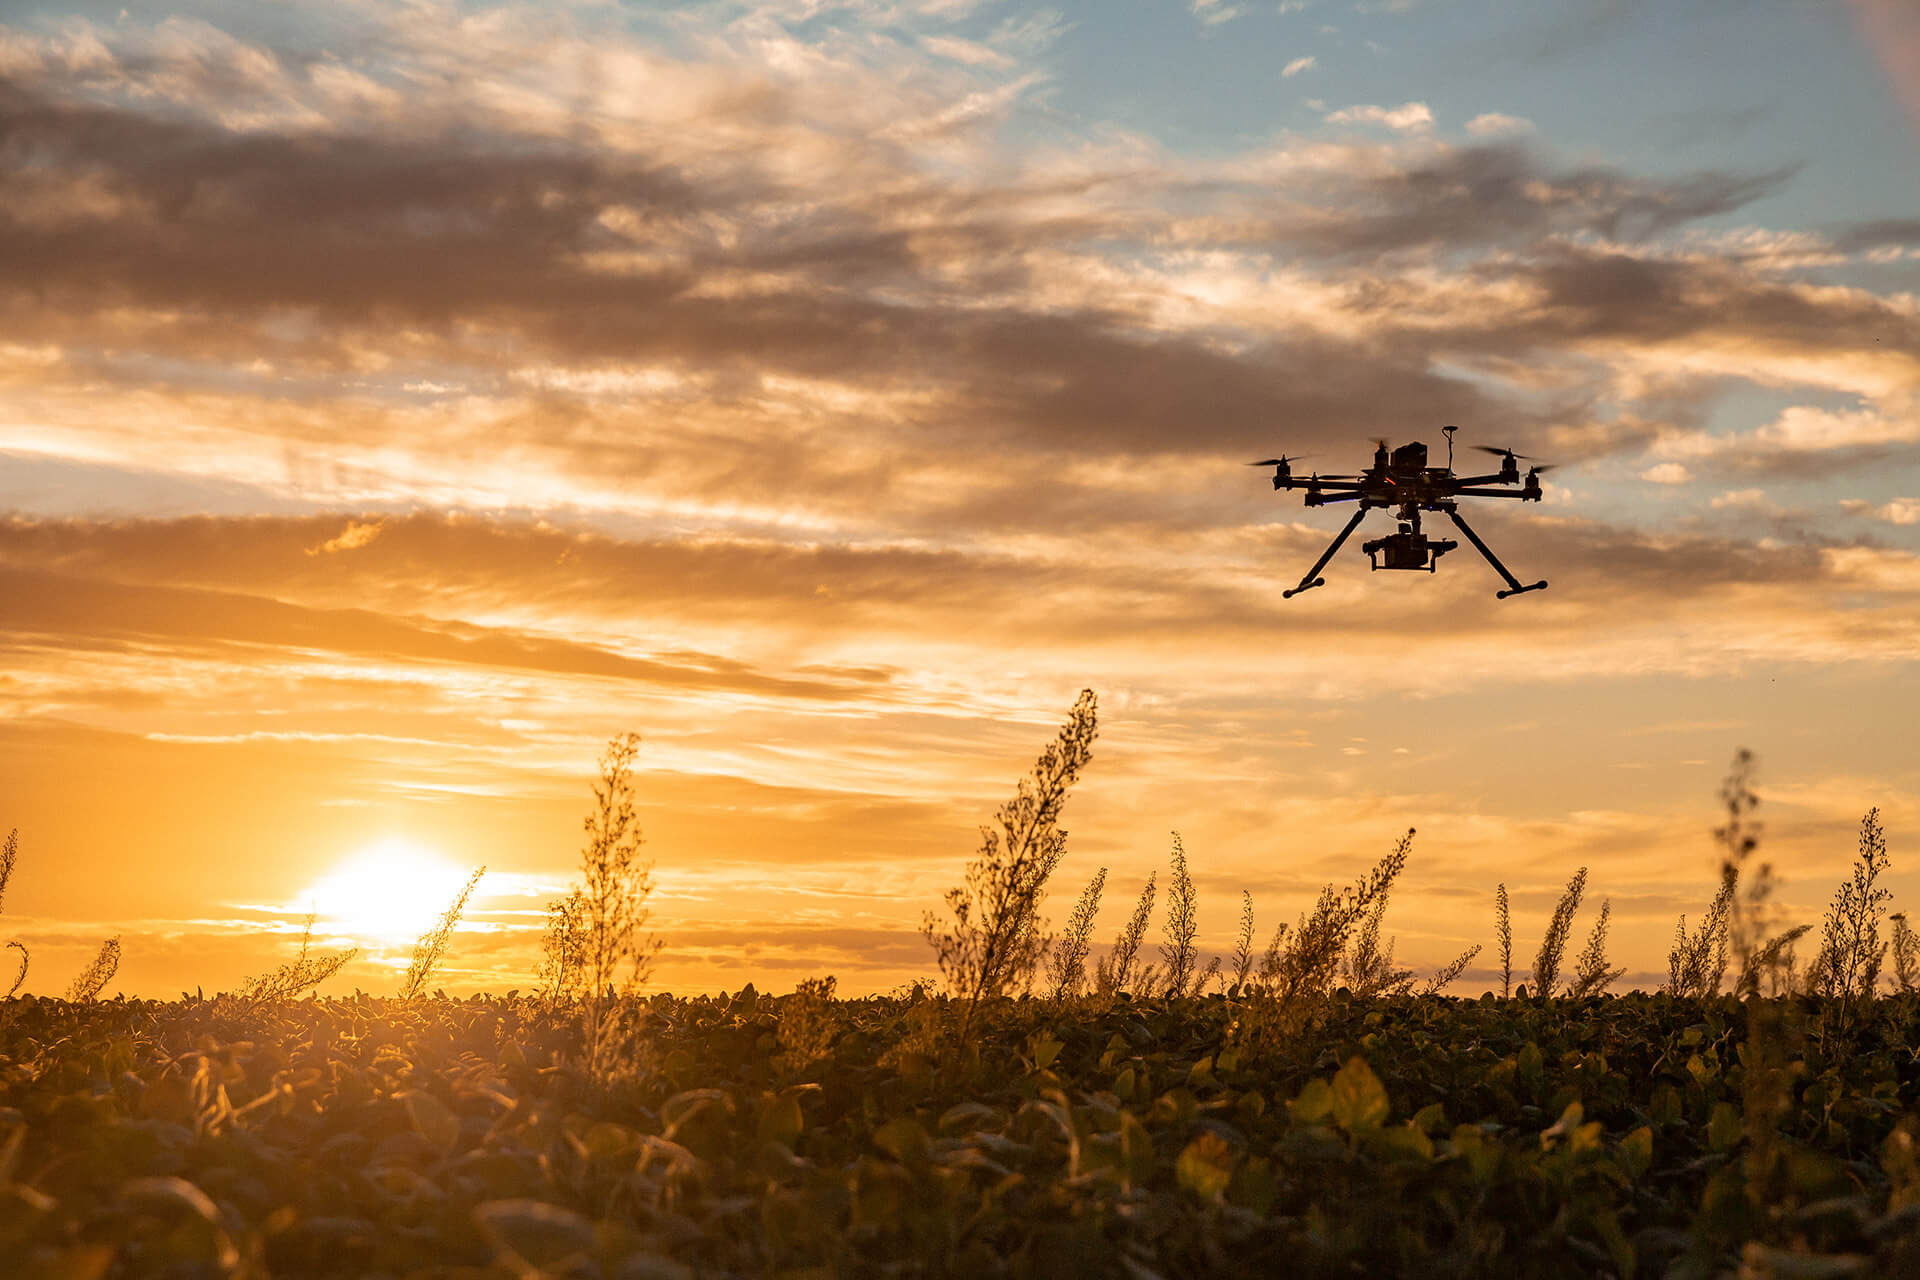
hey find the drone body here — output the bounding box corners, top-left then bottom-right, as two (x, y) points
(1252, 426), (1551, 600)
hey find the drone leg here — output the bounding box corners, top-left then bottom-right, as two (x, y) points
(1282, 508), (1369, 598)
(1446, 510), (1547, 599)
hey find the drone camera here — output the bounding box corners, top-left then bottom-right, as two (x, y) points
(1363, 530), (1458, 572)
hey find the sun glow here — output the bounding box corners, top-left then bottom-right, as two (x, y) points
(299, 836), (474, 949)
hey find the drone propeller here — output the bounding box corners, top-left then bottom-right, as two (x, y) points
(1247, 454), (1315, 467)
(1526, 464), (1558, 476)
(1472, 445), (1537, 460)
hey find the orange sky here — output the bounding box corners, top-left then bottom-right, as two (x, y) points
(2, 3), (1918, 999)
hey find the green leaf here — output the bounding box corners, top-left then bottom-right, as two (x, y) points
(1363, 1123), (1434, 1162)
(1176, 1130), (1234, 1200)
(1708, 1101), (1742, 1153)
(1410, 1103), (1447, 1136)
(398, 1090), (460, 1154)
(1619, 1125), (1653, 1179)
(1330, 1057), (1389, 1134)
(1540, 1100), (1584, 1148)
(1118, 1111), (1154, 1192)
(1290, 1078), (1334, 1126)
(873, 1117), (931, 1169)
(1229, 1155), (1276, 1215)
(1112, 1067), (1136, 1101)
(758, 1093), (804, 1148)
(1026, 1029), (1064, 1072)
(936, 1102), (995, 1136)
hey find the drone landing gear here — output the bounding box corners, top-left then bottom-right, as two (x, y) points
(1282, 507), (1368, 598)
(1446, 509), (1546, 600)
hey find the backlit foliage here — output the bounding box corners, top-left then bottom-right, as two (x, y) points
(1045, 867), (1106, 999)
(1230, 890), (1255, 992)
(1531, 865), (1588, 996)
(922, 689), (1097, 1035)
(1666, 869), (1734, 998)
(227, 914), (357, 1008)
(1811, 808), (1891, 1002)
(775, 975), (839, 1075)
(542, 733), (662, 1086)
(1158, 832), (1198, 998)
(401, 865), (485, 1000)
(1095, 872), (1155, 999)
(1494, 882), (1512, 999)
(1, 828), (21, 998)
(1264, 828), (1413, 1001)
(1568, 898), (1625, 998)
(9, 986), (1920, 1276)
(64, 935), (120, 1002)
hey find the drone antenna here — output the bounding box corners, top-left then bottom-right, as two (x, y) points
(1443, 424), (1457, 470)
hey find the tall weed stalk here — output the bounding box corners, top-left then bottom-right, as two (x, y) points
(1159, 832), (1198, 997)
(923, 690), (1097, 1039)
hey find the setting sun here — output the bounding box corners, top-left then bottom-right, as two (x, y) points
(298, 837), (473, 951)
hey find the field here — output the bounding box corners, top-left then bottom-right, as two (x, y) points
(5, 987), (1920, 1278)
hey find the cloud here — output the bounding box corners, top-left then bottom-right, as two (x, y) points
(1841, 497), (1920, 525)
(1642, 463), (1691, 485)
(307, 519), (384, 556)
(1190, 0), (1246, 26)
(1466, 111), (1531, 136)
(1323, 101), (1433, 131)
(1282, 55), (1317, 77)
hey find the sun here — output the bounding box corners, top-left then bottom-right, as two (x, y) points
(299, 836), (473, 949)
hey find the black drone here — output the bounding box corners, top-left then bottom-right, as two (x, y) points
(1252, 425), (1551, 600)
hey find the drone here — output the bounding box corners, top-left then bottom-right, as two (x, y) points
(1251, 425), (1551, 600)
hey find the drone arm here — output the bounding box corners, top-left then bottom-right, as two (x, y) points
(1452, 487), (1536, 499)
(1283, 507), (1369, 599)
(1446, 509), (1547, 599)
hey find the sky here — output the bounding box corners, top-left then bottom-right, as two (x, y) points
(1, 0), (1918, 1000)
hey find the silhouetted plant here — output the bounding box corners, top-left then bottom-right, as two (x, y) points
(539, 891), (587, 1006)
(1196, 954), (1222, 994)
(0, 827), (15, 913)
(230, 914), (357, 1007)
(1256, 921), (1289, 986)
(924, 690), (1097, 1038)
(1893, 913), (1920, 994)
(1, 828), (21, 997)
(401, 865), (485, 999)
(1568, 899), (1625, 997)
(777, 975), (839, 1075)
(1268, 828), (1414, 1000)
(544, 732), (662, 1084)
(1810, 808), (1890, 1002)
(1494, 883), (1512, 998)
(1095, 871), (1155, 998)
(65, 936), (120, 1002)
(1532, 866), (1588, 996)
(1665, 868), (1734, 998)
(1230, 891), (1255, 991)
(1421, 943), (1482, 996)
(1046, 866), (1106, 999)
(1159, 832), (1198, 997)
(1344, 896), (1413, 998)
(1714, 750), (1810, 998)
(1708, 748), (1809, 1220)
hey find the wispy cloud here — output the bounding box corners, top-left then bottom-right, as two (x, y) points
(1323, 101), (1433, 130)
(1191, 0), (1247, 27)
